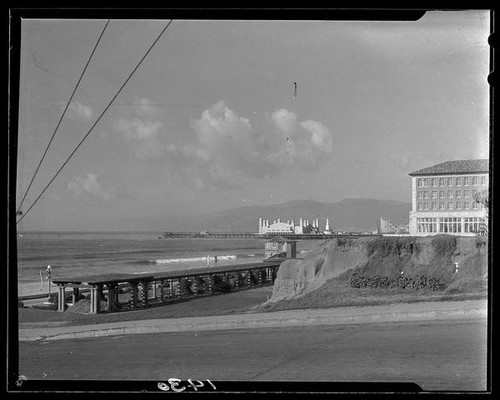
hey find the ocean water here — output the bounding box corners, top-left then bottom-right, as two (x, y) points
(15, 231), (267, 284)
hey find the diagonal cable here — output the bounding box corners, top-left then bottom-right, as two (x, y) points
(17, 19), (174, 225)
(17, 19), (111, 215)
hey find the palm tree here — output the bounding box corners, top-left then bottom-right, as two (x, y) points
(473, 188), (489, 236)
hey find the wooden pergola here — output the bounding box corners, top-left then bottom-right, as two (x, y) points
(51, 260), (285, 314)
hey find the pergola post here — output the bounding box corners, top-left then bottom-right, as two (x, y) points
(57, 285), (66, 312)
(107, 283), (116, 312)
(258, 269), (263, 285)
(159, 280), (165, 302)
(115, 285), (120, 308)
(208, 275), (213, 294)
(271, 266), (278, 282)
(72, 287), (80, 304)
(169, 279), (175, 298)
(151, 281), (157, 300)
(192, 277), (198, 296)
(89, 287), (95, 313)
(246, 270), (251, 287)
(95, 284), (102, 313)
(140, 281), (149, 307)
(128, 282), (138, 310)
(89, 286), (101, 314)
(177, 278), (182, 298)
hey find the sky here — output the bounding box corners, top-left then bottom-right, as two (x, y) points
(14, 11), (490, 231)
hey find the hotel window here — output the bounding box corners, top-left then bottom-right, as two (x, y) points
(424, 178), (429, 187)
(439, 217), (461, 233)
(439, 190), (444, 198)
(464, 217), (485, 233)
(472, 176), (478, 185)
(481, 176), (486, 185)
(431, 202), (437, 210)
(456, 201), (461, 210)
(456, 190), (461, 198)
(463, 177), (469, 186)
(418, 178), (423, 188)
(439, 178), (445, 186)
(447, 190), (453, 198)
(473, 189), (478, 197)
(432, 191), (437, 199)
(447, 202), (453, 210)
(424, 202), (429, 210)
(472, 202), (478, 210)
(464, 202), (470, 210)
(456, 177), (461, 186)
(417, 218), (438, 233)
(439, 202), (445, 210)
(464, 190), (469, 198)
(431, 178), (437, 187)
(418, 202), (423, 211)
(424, 191), (429, 199)
(417, 191), (423, 199)
(447, 178), (453, 186)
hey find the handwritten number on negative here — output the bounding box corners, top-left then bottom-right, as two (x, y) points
(157, 379), (216, 392)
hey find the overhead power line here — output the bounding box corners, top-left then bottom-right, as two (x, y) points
(16, 19), (111, 216)
(17, 19), (174, 225)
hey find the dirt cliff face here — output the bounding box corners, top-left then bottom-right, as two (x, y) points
(269, 235), (488, 302)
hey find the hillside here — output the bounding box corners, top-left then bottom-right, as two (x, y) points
(266, 235), (488, 305)
(157, 198), (411, 233)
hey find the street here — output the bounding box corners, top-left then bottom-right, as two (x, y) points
(19, 318), (487, 391)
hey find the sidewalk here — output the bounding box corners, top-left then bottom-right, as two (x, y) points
(18, 299), (487, 342)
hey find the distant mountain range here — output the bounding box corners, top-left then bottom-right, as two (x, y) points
(154, 198), (411, 233)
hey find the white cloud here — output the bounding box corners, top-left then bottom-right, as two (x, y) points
(67, 173), (116, 201)
(135, 97), (159, 118)
(269, 108), (334, 169)
(300, 120), (333, 153)
(188, 100), (273, 187)
(113, 98), (166, 159)
(68, 101), (93, 121)
(159, 101), (335, 189)
(270, 108), (297, 136)
(192, 100), (254, 156)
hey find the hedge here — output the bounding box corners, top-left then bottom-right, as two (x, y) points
(350, 274), (446, 291)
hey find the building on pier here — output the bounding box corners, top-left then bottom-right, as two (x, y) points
(264, 236), (297, 259)
(258, 217), (327, 235)
(378, 217), (409, 234)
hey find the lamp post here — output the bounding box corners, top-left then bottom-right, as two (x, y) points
(46, 265), (53, 303)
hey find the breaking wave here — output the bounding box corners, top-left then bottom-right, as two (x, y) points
(154, 255), (237, 264)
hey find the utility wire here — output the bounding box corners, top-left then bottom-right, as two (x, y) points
(17, 19), (174, 225)
(17, 20), (111, 216)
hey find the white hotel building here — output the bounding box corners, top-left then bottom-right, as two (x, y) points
(408, 159), (489, 236)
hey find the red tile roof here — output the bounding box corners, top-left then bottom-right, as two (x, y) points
(408, 159), (489, 176)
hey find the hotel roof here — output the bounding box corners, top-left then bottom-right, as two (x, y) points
(408, 159), (489, 177)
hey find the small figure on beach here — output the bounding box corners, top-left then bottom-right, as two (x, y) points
(207, 255), (210, 267)
(214, 256), (218, 266)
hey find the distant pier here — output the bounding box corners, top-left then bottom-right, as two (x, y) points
(162, 232), (381, 239)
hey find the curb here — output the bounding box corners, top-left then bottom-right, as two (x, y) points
(19, 306), (486, 342)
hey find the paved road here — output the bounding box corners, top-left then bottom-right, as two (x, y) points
(19, 318), (487, 391)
